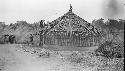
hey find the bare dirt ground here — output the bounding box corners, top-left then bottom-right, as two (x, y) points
(0, 44), (124, 71)
(0, 44), (65, 71)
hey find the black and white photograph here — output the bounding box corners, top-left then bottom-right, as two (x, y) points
(0, 0), (124, 71)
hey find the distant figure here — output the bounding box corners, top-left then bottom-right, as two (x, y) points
(69, 4), (73, 12)
(40, 20), (45, 28)
(9, 35), (16, 44)
(4, 34), (9, 44)
(30, 34), (34, 45)
(39, 30), (44, 46)
(2, 34), (16, 44)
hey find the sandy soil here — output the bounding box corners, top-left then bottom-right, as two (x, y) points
(0, 44), (86, 71)
(0, 44), (124, 71)
(0, 44), (64, 71)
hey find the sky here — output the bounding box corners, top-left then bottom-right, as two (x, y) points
(0, 0), (125, 24)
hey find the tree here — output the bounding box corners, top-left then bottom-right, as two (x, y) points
(92, 18), (105, 30)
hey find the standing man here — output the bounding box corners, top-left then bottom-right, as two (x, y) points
(9, 35), (16, 44)
(30, 34), (34, 45)
(4, 34), (9, 44)
(39, 30), (44, 46)
(39, 20), (45, 46)
(40, 20), (45, 28)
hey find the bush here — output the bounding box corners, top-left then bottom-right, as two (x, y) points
(95, 40), (124, 58)
(64, 52), (82, 64)
(68, 52), (83, 63)
(38, 48), (50, 58)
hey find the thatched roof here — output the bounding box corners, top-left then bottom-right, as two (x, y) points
(44, 5), (98, 36)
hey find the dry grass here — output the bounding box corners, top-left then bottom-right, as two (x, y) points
(60, 50), (124, 71)
(21, 45), (124, 71)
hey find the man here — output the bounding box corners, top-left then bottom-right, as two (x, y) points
(30, 34), (34, 45)
(40, 20), (45, 28)
(4, 34), (9, 44)
(9, 35), (16, 44)
(39, 30), (44, 46)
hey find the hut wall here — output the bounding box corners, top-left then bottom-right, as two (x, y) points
(44, 31), (99, 47)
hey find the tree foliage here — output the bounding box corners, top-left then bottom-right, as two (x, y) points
(95, 40), (124, 58)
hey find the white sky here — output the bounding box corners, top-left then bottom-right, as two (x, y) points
(0, 0), (125, 24)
